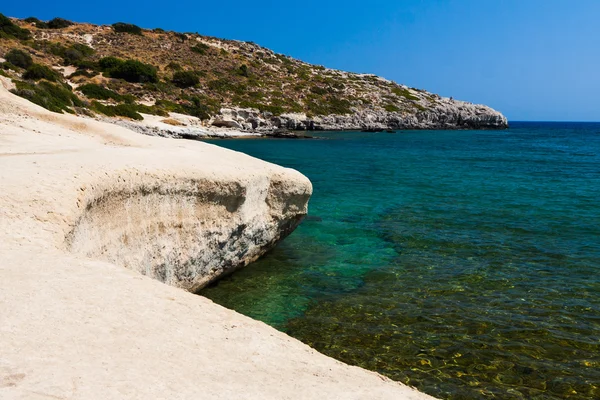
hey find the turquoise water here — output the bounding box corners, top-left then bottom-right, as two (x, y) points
(201, 123), (600, 399)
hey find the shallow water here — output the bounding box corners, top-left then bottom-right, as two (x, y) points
(201, 123), (600, 399)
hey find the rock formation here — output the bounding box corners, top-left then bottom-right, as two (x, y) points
(0, 16), (507, 136)
(0, 76), (311, 292)
(210, 98), (508, 133)
(0, 74), (436, 400)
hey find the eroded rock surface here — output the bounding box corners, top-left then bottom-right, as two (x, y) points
(211, 98), (508, 133)
(0, 78), (436, 400)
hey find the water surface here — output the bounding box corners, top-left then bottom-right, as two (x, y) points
(201, 122), (600, 399)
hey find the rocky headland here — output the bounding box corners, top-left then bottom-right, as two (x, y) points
(0, 15), (507, 140)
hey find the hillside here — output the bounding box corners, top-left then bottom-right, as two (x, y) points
(0, 15), (508, 134)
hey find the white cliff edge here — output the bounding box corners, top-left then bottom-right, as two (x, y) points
(0, 78), (436, 400)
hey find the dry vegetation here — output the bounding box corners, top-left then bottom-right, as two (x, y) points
(0, 15), (440, 120)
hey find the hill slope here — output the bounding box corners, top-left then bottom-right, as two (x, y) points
(0, 15), (508, 133)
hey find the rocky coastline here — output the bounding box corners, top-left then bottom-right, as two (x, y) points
(211, 98), (508, 134)
(105, 97), (508, 141)
(0, 76), (436, 399)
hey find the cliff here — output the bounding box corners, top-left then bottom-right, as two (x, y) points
(0, 15), (507, 136)
(0, 79), (436, 399)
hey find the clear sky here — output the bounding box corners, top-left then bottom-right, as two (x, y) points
(3, 0), (599, 121)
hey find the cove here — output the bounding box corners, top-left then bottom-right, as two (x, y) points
(201, 123), (600, 400)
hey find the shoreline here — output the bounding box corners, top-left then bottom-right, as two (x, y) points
(0, 79), (436, 399)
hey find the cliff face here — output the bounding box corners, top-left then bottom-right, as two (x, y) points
(66, 171), (309, 292)
(214, 98), (508, 132)
(0, 78), (311, 291)
(0, 16), (508, 133)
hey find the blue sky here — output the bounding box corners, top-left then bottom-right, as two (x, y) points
(3, 0), (599, 121)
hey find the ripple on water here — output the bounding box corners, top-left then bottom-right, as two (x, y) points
(202, 124), (600, 400)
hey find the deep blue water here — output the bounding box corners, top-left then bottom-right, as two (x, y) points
(201, 122), (600, 399)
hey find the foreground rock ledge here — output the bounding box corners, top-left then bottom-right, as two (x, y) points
(0, 82), (436, 399)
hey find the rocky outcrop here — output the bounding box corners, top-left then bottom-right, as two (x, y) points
(0, 78), (436, 400)
(66, 171), (310, 292)
(0, 78), (311, 292)
(211, 98), (507, 133)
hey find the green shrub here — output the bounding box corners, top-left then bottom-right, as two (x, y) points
(11, 80), (82, 113)
(307, 96), (352, 116)
(100, 57), (158, 83)
(98, 56), (122, 70)
(165, 62), (182, 71)
(174, 32), (187, 42)
(47, 18), (73, 29)
(208, 78), (245, 94)
(0, 13), (31, 40)
(73, 59), (99, 70)
(68, 69), (98, 79)
(310, 86), (327, 96)
(134, 104), (168, 117)
(4, 49), (33, 69)
(91, 101), (143, 120)
(63, 43), (94, 65)
(238, 64), (249, 77)
(190, 43), (209, 55)
(384, 104), (400, 112)
(142, 81), (174, 93)
(24, 17), (48, 28)
(154, 99), (186, 114)
(23, 63), (61, 81)
(172, 70), (199, 88)
(153, 27), (165, 33)
(40, 41), (94, 65)
(1, 61), (18, 71)
(79, 83), (123, 101)
(391, 87), (419, 101)
(185, 97), (213, 120)
(112, 22), (143, 35)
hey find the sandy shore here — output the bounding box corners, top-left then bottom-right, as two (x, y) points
(0, 79), (435, 400)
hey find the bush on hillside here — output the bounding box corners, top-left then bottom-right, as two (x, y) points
(47, 18), (73, 29)
(41, 41), (94, 65)
(98, 56), (122, 70)
(110, 60), (158, 83)
(4, 48), (33, 69)
(23, 63), (61, 81)
(310, 86), (327, 96)
(384, 104), (400, 112)
(99, 57), (158, 83)
(78, 83), (123, 101)
(391, 86), (419, 101)
(174, 32), (187, 42)
(1, 61), (19, 71)
(0, 13), (31, 40)
(238, 64), (249, 77)
(165, 62), (182, 71)
(91, 101), (143, 120)
(24, 17), (48, 28)
(11, 80), (83, 113)
(112, 22), (143, 35)
(68, 69), (98, 79)
(63, 43), (94, 65)
(190, 43), (209, 55)
(172, 70), (199, 88)
(73, 60), (99, 71)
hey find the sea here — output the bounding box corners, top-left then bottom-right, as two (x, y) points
(200, 122), (600, 400)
